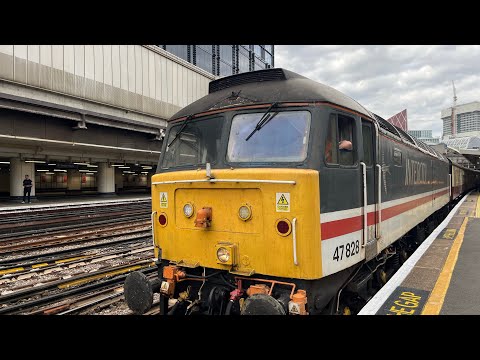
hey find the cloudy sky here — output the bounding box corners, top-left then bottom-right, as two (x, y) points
(275, 45), (480, 138)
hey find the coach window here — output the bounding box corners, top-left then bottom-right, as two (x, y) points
(325, 113), (355, 166)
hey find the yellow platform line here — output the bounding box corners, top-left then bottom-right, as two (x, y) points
(422, 217), (468, 315)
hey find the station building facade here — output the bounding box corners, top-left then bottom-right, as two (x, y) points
(0, 45), (274, 200)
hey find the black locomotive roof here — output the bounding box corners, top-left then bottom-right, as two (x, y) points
(169, 68), (374, 121)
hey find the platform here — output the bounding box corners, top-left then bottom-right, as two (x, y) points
(359, 190), (480, 315)
(0, 193), (151, 212)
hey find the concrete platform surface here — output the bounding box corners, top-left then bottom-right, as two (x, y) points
(441, 217), (480, 314)
(359, 190), (480, 315)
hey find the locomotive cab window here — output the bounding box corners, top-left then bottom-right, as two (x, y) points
(227, 110), (311, 163)
(325, 113), (356, 166)
(162, 116), (224, 169)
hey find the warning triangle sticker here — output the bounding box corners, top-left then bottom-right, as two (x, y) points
(277, 194), (289, 205)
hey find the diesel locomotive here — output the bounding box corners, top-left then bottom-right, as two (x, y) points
(124, 68), (480, 315)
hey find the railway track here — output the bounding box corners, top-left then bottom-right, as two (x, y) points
(0, 200), (150, 234)
(0, 221), (151, 254)
(0, 199), (158, 315)
(0, 255), (156, 314)
(0, 199), (149, 220)
(0, 267), (158, 315)
(0, 246), (154, 294)
(0, 214), (149, 241)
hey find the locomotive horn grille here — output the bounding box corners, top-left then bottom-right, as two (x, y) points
(209, 68), (286, 93)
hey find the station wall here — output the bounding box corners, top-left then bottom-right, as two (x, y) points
(0, 45), (213, 121)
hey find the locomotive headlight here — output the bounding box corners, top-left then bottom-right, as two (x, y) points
(183, 203), (194, 218)
(238, 204), (252, 221)
(216, 247), (230, 263)
(215, 243), (236, 265)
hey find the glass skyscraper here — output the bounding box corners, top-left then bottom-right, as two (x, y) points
(160, 45), (274, 77)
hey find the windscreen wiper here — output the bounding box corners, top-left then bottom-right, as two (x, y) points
(245, 102), (279, 141)
(167, 115), (194, 149)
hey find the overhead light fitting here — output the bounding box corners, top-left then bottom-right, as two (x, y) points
(25, 160), (46, 163)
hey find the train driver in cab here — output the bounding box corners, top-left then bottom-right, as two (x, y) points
(338, 139), (353, 151)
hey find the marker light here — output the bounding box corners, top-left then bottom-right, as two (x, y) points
(238, 205), (252, 221)
(275, 219), (292, 236)
(158, 213), (168, 227)
(183, 203), (194, 218)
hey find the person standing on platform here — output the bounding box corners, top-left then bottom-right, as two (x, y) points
(22, 174), (32, 203)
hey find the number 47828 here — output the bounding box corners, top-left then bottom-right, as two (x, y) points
(333, 240), (360, 261)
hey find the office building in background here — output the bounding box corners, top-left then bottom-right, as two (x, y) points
(160, 45), (274, 77)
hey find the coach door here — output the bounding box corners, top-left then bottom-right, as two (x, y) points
(361, 119), (378, 261)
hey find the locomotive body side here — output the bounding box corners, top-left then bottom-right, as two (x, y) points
(318, 110), (450, 277)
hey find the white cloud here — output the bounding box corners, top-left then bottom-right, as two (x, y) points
(275, 45), (480, 137)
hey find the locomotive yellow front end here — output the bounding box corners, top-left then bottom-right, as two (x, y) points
(151, 168), (320, 279)
(147, 167), (321, 315)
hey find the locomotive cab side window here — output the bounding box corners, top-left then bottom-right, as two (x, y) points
(362, 123), (373, 166)
(325, 113), (356, 166)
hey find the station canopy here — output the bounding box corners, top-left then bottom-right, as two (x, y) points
(440, 136), (480, 168)
(442, 136), (480, 150)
